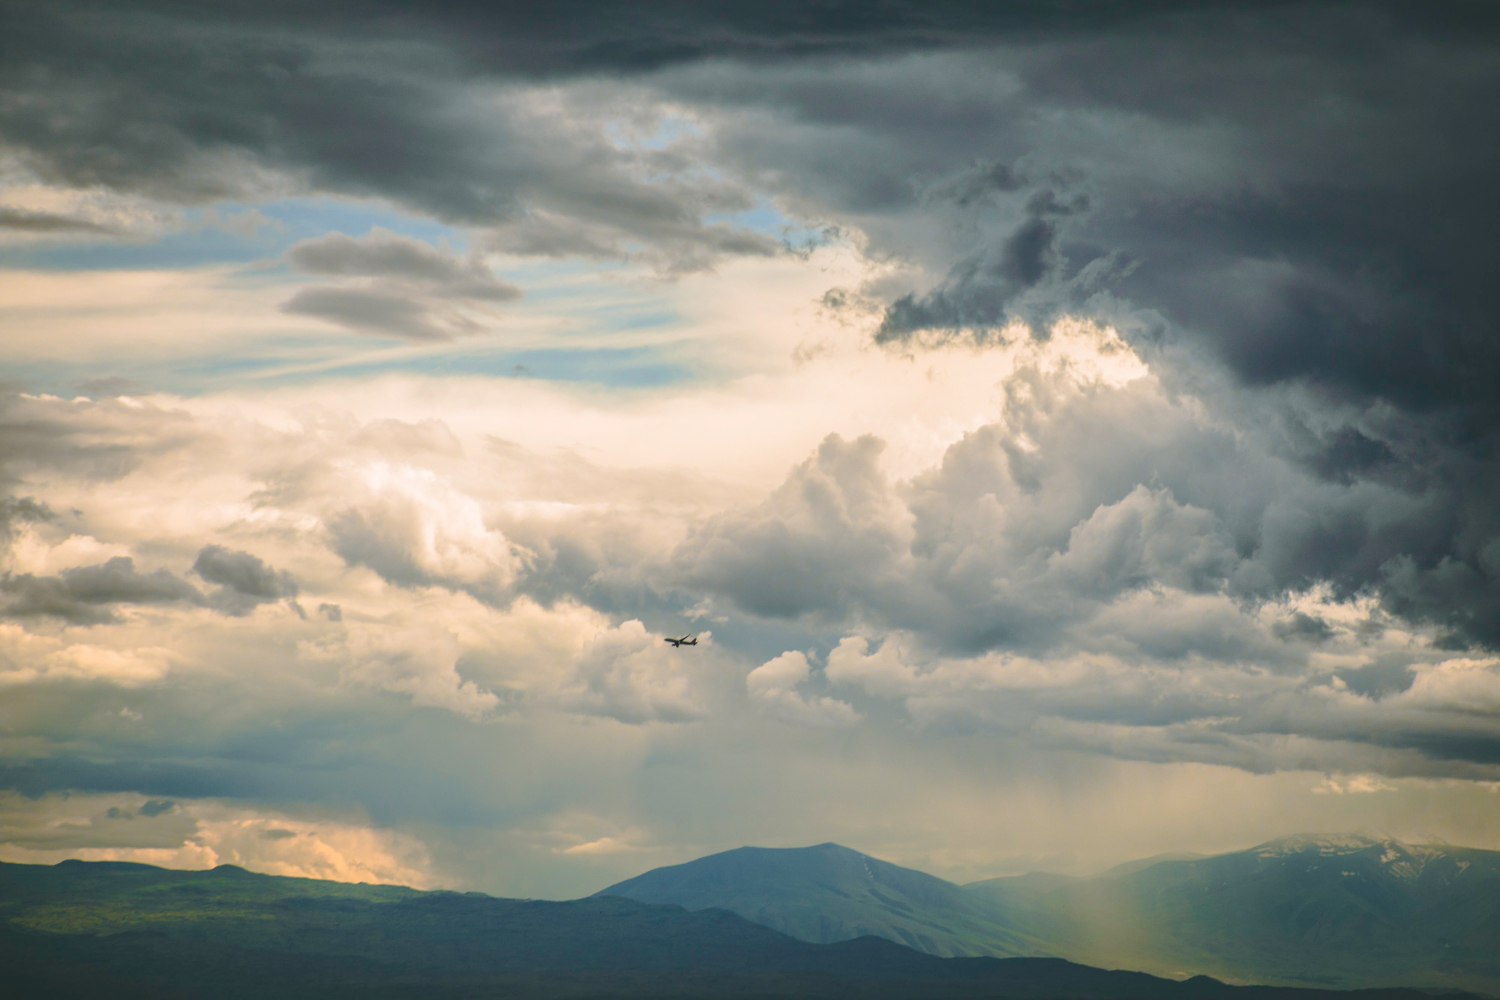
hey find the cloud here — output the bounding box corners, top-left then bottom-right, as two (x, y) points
(1313, 774), (1398, 795)
(558, 836), (640, 855)
(286, 228), (520, 300)
(746, 650), (859, 726)
(281, 286), (462, 341)
(673, 433), (908, 620)
(2, 1), (1499, 890)
(327, 462), (524, 604)
(0, 496), (52, 540)
(676, 316), (1500, 652)
(0, 792), (440, 887)
(1, 4), (783, 271)
(1, 556), (203, 624)
(876, 186), (1097, 345)
(0, 625), (174, 687)
(328, 623), (501, 720)
(558, 619), (707, 723)
(281, 228), (523, 340)
(192, 544), (300, 616)
(0, 206), (118, 234)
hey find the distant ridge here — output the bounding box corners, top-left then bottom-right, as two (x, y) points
(596, 836), (1500, 993)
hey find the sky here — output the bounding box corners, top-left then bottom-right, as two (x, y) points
(1, 0), (1498, 898)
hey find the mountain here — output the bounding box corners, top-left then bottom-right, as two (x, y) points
(593, 841), (1046, 958)
(596, 836), (1500, 994)
(965, 834), (1500, 993)
(0, 857), (1483, 1000)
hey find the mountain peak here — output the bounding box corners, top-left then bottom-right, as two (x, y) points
(1249, 834), (1456, 880)
(1252, 833), (1396, 855)
(593, 841), (1031, 958)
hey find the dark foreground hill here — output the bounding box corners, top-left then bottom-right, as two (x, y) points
(1, 858), (1485, 1000)
(596, 836), (1500, 994)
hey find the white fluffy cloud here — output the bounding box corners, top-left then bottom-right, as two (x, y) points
(747, 650), (859, 726)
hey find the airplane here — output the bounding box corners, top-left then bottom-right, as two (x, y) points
(664, 634), (698, 647)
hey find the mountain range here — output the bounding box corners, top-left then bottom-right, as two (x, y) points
(2, 853), (1492, 1000)
(595, 835), (1500, 994)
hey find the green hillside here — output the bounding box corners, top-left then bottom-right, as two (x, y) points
(593, 841), (1047, 958)
(0, 857), (1485, 1000)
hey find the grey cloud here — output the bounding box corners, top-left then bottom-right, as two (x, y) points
(281, 229), (521, 340)
(876, 187), (1096, 346)
(105, 798), (176, 819)
(0, 495), (52, 540)
(1273, 612), (1335, 643)
(327, 501), (518, 606)
(1335, 658), (1416, 700)
(76, 376), (154, 398)
(285, 228), (521, 301)
(671, 338), (1495, 658)
(0, 392), (202, 488)
(626, 12), (1500, 644)
(0, 206), (118, 234)
(674, 434), (907, 621)
(192, 545), (298, 616)
(3, 796), (198, 850)
(922, 160), (1028, 208)
(1, 557), (204, 624)
(2, 2), (783, 270)
(484, 208), (781, 274)
(281, 286), (460, 341)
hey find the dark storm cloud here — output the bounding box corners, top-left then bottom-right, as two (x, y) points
(639, 5), (1500, 647)
(0, 0), (785, 268)
(1, 557), (203, 625)
(192, 545), (299, 616)
(876, 187), (1096, 345)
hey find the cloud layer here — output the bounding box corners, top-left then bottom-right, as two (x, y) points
(1, 0), (1497, 894)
